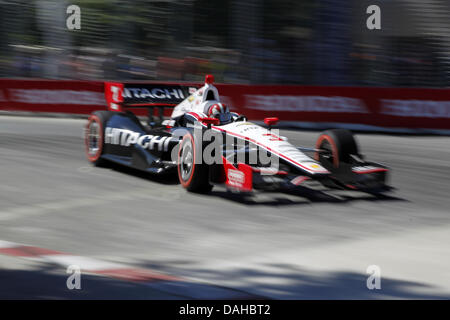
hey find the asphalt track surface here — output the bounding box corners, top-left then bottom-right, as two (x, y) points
(0, 115), (449, 299)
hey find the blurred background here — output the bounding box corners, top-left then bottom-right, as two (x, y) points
(0, 0), (449, 87)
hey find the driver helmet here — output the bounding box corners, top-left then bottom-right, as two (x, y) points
(207, 103), (229, 118)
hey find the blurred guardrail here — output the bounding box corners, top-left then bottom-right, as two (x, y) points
(1, 79), (450, 133)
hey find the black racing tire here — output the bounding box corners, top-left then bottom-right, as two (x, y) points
(177, 132), (213, 193)
(85, 111), (114, 166)
(314, 129), (359, 168)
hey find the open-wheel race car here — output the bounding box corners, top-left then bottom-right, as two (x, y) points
(84, 75), (390, 195)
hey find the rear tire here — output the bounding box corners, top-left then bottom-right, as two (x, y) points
(315, 129), (359, 168)
(85, 111), (114, 166)
(177, 133), (213, 193)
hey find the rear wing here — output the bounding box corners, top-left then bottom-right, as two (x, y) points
(104, 82), (199, 124)
(105, 82), (199, 109)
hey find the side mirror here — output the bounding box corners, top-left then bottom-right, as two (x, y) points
(205, 74), (214, 84)
(264, 117), (279, 127)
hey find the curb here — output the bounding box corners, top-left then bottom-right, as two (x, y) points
(0, 240), (263, 300)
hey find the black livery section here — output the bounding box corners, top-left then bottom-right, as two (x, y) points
(86, 111), (183, 174)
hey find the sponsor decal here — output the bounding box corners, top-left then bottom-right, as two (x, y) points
(227, 169), (245, 188)
(353, 165), (378, 172)
(245, 95), (369, 113)
(107, 84), (123, 103)
(7, 89), (104, 105)
(241, 126), (259, 133)
(104, 127), (175, 152)
(263, 133), (283, 141)
(162, 119), (175, 128)
(291, 176), (310, 186)
(381, 99), (450, 118)
(214, 124), (327, 174)
(352, 165), (387, 173)
(123, 87), (185, 100)
(105, 82), (124, 111)
(109, 103), (120, 111)
(301, 161), (327, 172)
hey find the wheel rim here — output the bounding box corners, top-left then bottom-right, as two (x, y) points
(87, 121), (100, 157)
(180, 140), (194, 181)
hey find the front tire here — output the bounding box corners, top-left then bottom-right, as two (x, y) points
(177, 133), (213, 193)
(315, 129), (359, 168)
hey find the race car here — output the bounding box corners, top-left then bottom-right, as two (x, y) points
(84, 75), (390, 194)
